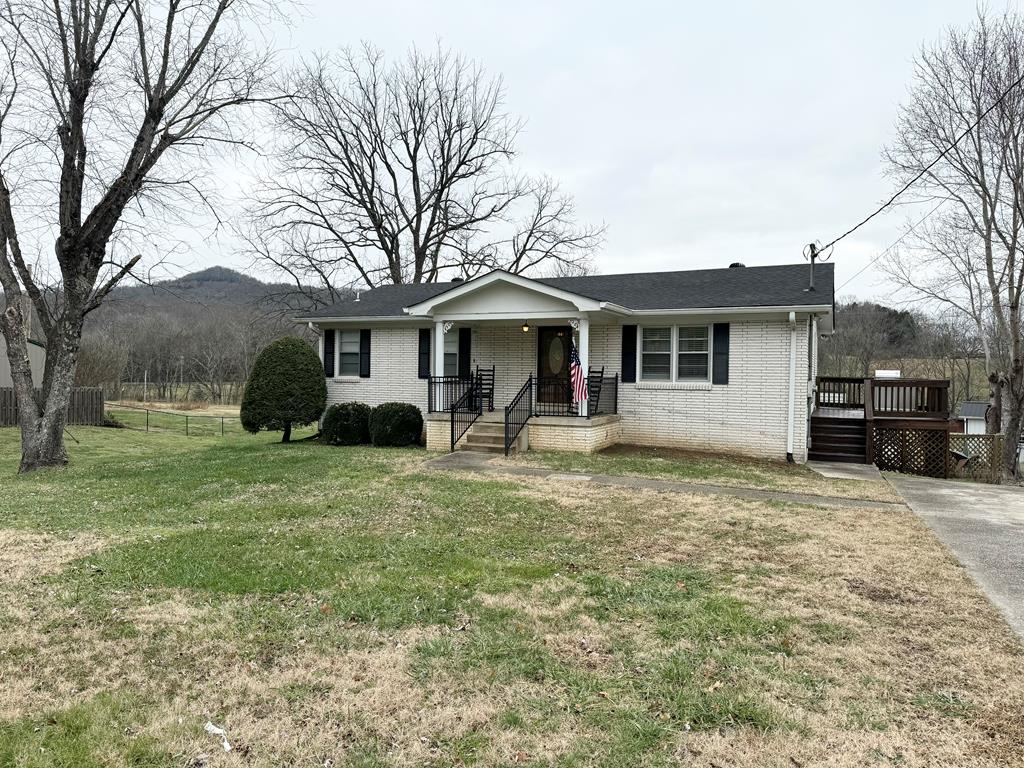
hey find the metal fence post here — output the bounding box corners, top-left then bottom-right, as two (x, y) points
(146, 409), (149, 432)
(221, 417), (225, 436)
(185, 415), (189, 436)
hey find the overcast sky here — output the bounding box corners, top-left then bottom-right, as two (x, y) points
(197, 0), (989, 301)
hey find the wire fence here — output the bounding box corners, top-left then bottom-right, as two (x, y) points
(105, 402), (247, 437)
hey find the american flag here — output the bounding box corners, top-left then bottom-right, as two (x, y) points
(569, 341), (588, 404)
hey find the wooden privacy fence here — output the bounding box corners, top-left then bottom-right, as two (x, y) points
(949, 433), (1004, 484)
(0, 387), (105, 427)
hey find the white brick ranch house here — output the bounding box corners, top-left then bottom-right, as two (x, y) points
(298, 262), (835, 460)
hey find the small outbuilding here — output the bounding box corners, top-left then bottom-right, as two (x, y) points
(957, 400), (989, 435)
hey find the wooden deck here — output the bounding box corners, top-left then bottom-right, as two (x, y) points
(812, 377), (953, 475)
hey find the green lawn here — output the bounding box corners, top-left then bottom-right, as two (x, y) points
(0, 428), (1020, 767)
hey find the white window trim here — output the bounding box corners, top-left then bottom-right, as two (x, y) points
(336, 329), (361, 379)
(636, 324), (713, 385)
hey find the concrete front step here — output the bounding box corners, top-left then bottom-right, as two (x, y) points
(465, 433), (504, 447)
(460, 443), (504, 454)
(470, 423), (505, 435)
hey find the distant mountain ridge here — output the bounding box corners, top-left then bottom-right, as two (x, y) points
(107, 266), (295, 309)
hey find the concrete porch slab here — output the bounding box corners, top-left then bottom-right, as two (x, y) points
(807, 460), (883, 481)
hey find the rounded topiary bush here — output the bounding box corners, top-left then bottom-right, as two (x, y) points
(322, 402), (371, 446)
(368, 402), (424, 447)
(241, 336), (327, 442)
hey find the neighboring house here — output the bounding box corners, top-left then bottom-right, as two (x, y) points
(0, 335), (45, 388)
(298, 263), (835, 460)
(958, 400), (989, 435)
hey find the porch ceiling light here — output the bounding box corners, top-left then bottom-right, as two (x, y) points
(521, 321), (530, 333)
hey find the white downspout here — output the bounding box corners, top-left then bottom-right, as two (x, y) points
(787, 311), (797, 463)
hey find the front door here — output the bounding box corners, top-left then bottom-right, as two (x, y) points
(537, 326), (572, 404)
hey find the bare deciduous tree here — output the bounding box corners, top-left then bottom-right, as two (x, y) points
(0, 0), (277, 471)
(245, 44), (602, 303)
(882, 9), (1024, 478)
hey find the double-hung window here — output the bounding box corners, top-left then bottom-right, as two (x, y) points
(676, 326), (710, 380)
(443, 334), (459, 376)
(639, 325), (711, 382)
(640, 327), (672, 380)
(338, 330), (361, 376)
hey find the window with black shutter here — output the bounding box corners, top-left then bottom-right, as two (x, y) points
(457, 327), (472, 379)
(418, 328), (431, 379)
(359, 329), (371, 378)
(323, 329), (335, 378)
(712, 323), (730, 385)
(621, 325), (637, 383)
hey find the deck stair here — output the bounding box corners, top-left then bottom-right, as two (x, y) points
(809, 414), (867, 463)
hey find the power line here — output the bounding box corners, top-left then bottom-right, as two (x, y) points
(835, 199), (946, 293)
(822, 69), (1024, 251)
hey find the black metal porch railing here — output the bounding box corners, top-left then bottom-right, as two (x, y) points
(504, 375), (533, 455)
(534, 376), (575, 416)
(428, 375), (473, 413)
(428, 367), (496, 413)
(450, 380), (483, 451)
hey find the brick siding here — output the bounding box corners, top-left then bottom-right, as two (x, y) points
(323, 319), (811, 461)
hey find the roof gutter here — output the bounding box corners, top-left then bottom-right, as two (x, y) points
(300, 303), (834, 324)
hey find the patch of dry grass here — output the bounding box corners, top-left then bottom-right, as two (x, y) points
(501, 444), (903, 503)
(501, 477), (1024, 767)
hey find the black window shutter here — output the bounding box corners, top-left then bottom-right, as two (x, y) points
(417, 328), (431, 379)
(359, 329), (371, 378)
(712, 323), (730, 385)
(458, 327), (472, 379)
(621, 325), (637, 383)
(323, 329), (335, 377)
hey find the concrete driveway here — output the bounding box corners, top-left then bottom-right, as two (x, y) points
(887, 474), (1024, 636)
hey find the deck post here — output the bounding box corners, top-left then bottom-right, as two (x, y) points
(864, 378), (874, 465)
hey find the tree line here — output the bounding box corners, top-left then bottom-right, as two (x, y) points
(819, 302), (985, 414)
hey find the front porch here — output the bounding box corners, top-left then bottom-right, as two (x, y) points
(421, 317), (620, 454)
(425, 409), (622, 454)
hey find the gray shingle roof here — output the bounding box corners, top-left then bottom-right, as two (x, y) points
(299, 263), (834, 319)
(958, 401), (989, 420)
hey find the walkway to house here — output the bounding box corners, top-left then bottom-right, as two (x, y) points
(887, 473), (1024, 637)
(424, 451), (908, 512)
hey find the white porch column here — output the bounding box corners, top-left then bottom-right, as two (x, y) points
(578, 316), (590, 416)
(433, 320), (445, 376)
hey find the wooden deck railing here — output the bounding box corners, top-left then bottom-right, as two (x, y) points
(815, 377), (865, 409)
(869, 378), (950, 420)
(816, 377), (950, 420)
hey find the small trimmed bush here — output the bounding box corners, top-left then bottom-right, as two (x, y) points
(322, 402), (371, 446)
(241, 336), (327, 442)
(368, 402), (424, 447)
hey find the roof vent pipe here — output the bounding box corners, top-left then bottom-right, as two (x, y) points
(451, 277), (464, 283)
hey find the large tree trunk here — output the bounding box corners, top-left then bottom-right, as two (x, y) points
(282, 421), (292, 443)
(3, 305), (83, 473)
(1000, 360), (1024, 481)
(987, 373), (1003, 434)
(19, 408), (70, 472)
